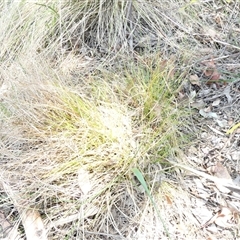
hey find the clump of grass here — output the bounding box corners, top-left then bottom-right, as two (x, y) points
(0, 51), (188, 239)
(0, 0), (213, 62)
(4, 0), (240, 239)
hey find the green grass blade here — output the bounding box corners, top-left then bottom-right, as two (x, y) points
(132, 168), (151, 195)
(132, 168), (171, 239)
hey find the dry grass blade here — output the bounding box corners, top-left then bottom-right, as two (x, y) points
(47, 205), (99, 232)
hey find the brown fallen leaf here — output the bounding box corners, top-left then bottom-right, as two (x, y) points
(178, 91), (185, 100)
(202, 59), (220, 82)
(189, 74), (200, 86)
(215, 14), (223, 27)
(167, 160), (240, 196)
(165, 195), (172, 205)
(167, 68), (175, 79)
(209, 162), (232, 180)
(208, 162), (232, 193)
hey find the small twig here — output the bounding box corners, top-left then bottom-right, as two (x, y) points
(212, 38), (240, 51)
(207, 125), (224, 136)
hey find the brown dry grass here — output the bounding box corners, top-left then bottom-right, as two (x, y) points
(0, 1), (239, 239)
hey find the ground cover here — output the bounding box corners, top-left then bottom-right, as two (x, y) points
(0, 1), (240, 239)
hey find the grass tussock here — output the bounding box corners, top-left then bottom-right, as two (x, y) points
(0, 52), (187, 239)
(3, 0), (235, 61)
(1, 0), (238, 239)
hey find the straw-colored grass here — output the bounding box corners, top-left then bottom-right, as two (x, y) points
(0, 0), (239, 239)
(0, 51), (187, 238)
(0, 0), (218, 60)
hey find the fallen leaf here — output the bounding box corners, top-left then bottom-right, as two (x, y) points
(199, 109), (218, 119)
(189, 74), (200, 86)
(178, 91), (185, 100)
(202, 59), (220, 82)
(215, 119), (228, 128)
(203, 207), (234, 229)
(209, 162), (232, 180)
(21, 209), (47, 240)
(215, 207), (234, 228)
(215, 14), (223, 26)
(208, 162), (232, 193)
(168, 68), (175, 79)
(228, 119), (234, 126)
(159, 59), (175, 79)
(165, 195), (172, 205)
(204, 106), (212, 113)
(202, 59), (215, 76)
(191, 99), (205, 109)
(2, 182), (47, 240)
(212, 98), (221, 106)
(189, 90), (197, 100)
(208, 71), (220, 81)
(78, 168), (92, 195)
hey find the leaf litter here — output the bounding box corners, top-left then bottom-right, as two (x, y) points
(174, 69), (240, 238)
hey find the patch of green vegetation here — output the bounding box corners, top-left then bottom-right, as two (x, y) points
(133, 167), (171, 239)
(0, 102), (11, 117)
(122, 59), (188, 167)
